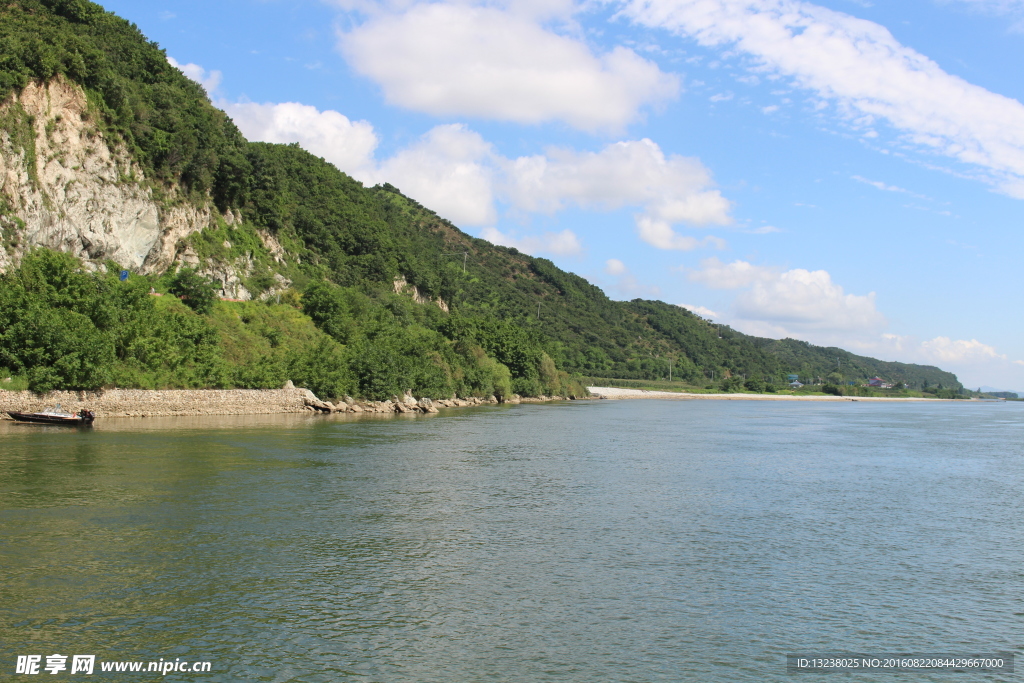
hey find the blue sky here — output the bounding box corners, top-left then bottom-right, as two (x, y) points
(107, 0), (1024, 390)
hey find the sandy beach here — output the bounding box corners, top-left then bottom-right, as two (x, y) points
(587, 386), (948, 402)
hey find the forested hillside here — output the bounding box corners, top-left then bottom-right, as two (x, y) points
(0, 0), (964, 397)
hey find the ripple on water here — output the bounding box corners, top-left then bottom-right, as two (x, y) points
(1, 399), (1021, 682)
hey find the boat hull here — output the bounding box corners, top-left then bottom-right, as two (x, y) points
(6, 411), (94, 426)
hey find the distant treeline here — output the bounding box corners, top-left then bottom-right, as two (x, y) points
(983, 391), (1019, 399)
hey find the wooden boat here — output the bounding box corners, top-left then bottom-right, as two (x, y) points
(6, 404), (95, 425)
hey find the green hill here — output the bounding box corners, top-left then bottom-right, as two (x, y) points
(0, 0), (964, 398)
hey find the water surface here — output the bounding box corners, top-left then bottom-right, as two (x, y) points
(2, 400), (1021, 681)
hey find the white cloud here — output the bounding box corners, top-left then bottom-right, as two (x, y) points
(687, 257), (775, 289)
(373, 124), (498, 226)
(222, 101), (379, 178)
(504, 140), (725, 218)
(605, 258), (629, 275)
(619, 0), (1024, 194)
(338, 3), (679, 131)
(679, 303), (719, 319)
(637, 219), (728, 250)
(735, 268), (886, 332)
(480, 226), (583, 256)
(851, 175), (931, 200)
(918, 337), (1005, 364)
(167, 56), (221, 95)
(687, 258), (885, 337)
(504, 138), (732, 249)
(852, 175), (909, 193)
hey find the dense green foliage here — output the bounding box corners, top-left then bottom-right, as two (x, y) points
(0, 250), (584, 400)
(0, 250), (225, 391)
(297, 278), (584, 400)
(168, 267), (218, 314)
(0, 0), (964, 396)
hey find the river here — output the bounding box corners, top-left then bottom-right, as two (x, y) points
(1, 399), (1020, 681)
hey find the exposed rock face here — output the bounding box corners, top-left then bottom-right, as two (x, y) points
(0, 78), (171, 271)
(143, 203), (213, 274)
(0, 77), (278, 300)
(392, 275), (449, 313)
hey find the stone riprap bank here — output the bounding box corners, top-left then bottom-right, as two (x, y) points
(0, 385), (568, 419)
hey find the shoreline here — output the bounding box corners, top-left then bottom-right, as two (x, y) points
(587, 386), (954, 402)
(0, 383), (975, 421)
(0, 386), (574, 420)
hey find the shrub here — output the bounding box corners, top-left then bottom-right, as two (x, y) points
(168, 268), (218, 314)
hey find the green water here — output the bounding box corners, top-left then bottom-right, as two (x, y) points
(1, 401), (1021, 681)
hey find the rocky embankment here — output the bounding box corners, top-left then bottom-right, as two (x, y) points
(0, 382), (572, 419)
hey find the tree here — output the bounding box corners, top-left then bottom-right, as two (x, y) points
(168, 268), (218, 314)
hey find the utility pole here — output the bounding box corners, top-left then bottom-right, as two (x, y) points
(442, 251), (469, 274)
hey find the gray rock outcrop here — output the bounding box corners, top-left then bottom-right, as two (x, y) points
(0, 77), (290, 300)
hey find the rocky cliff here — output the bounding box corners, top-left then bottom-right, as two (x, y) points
(0, 77), (281, 299)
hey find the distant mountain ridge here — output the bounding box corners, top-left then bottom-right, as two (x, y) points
(0, 0), (964, 394)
